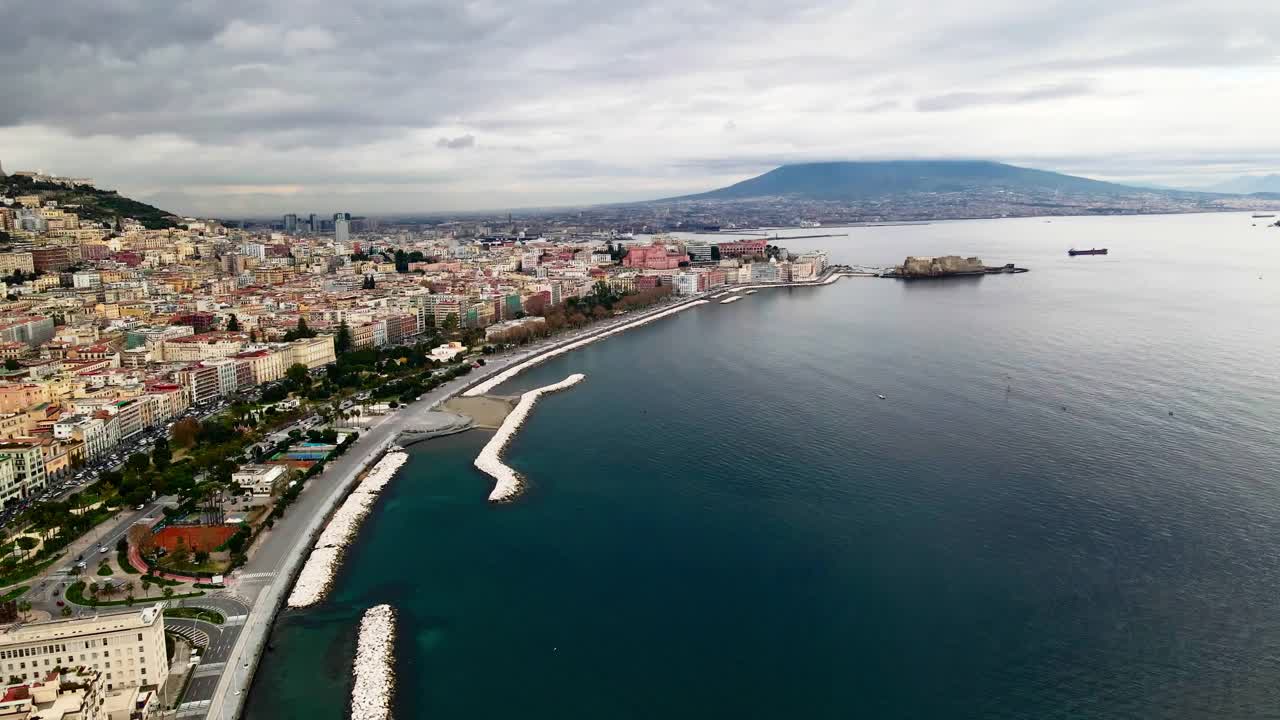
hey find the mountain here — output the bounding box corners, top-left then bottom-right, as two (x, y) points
(1199, 175), (1280, 195)
(0, 174), (180, 230)
(664, 160), (1158, 202)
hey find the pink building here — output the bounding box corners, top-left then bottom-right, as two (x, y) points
(623, 243), (685, 270)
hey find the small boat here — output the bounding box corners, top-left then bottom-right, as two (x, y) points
(877, 394), (886, 400)
(1068, 248), (1108, 256)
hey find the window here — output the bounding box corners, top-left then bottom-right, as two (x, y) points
(104, 651), (109, 657)
(137, 634), (142, 641)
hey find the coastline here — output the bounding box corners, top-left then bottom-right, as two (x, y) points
(230, 271), (852, 720)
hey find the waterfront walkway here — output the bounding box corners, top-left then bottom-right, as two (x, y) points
(199, 276), (856, 719)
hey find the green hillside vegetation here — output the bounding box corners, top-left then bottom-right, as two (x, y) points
(1, 174), (179, 230)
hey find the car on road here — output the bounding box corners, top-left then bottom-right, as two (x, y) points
(135, 504), (145, 510)
(98, 546), (108, 553)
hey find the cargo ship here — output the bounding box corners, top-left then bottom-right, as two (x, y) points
(1068, 248), (1108, 256)
(1252, 214), (1275, 219)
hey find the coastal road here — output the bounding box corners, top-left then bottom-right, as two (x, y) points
(196, 291), (767, 720)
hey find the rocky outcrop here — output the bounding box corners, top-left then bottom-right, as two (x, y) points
(898, 255), (986, 277)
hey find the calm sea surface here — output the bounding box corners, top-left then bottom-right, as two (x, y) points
(247, 213), (1280, 719)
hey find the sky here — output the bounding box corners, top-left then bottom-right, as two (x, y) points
(0, 0), (1277, 217)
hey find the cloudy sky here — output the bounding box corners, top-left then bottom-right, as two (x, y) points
(0, 0), (1277, 216)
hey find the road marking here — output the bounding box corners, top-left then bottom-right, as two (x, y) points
(237, 572), (276, 580)
(223, 615), (247, 625)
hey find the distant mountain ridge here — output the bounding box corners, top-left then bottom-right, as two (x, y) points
(1198, 174), (1280, 195)
(663, 160), (1168, 202)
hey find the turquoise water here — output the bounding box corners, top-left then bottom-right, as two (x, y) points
(248, 213), (1280, 718)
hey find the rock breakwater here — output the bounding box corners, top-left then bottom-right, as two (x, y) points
(475, 373), (586, 502)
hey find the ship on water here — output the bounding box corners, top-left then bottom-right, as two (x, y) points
(1068, 248), (1108, 256)
(1252, 214), (1275, 218)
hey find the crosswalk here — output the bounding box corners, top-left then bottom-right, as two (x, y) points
(192, 661), (226, 678)
(223, 614), (247, 626)
(167, 625), (210, 649)
(236, 571), (276, 580)
(178, 699), (211, 717)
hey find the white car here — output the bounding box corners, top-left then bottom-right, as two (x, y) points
(98, 546), (108, 553)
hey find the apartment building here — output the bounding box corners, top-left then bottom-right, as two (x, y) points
(0, 442), (46, 505)
(281, 335), (336, 369)
(0, 605), (169, 692)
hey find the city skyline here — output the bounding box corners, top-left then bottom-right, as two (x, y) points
(1, 0), (1277, 216)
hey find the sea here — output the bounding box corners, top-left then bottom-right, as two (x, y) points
(246, 212), (1280, 719)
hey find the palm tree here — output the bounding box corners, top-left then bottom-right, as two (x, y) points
(162, 587), (174, 601)
(16, 600), (30, 620)
(141, 579), (152, 596)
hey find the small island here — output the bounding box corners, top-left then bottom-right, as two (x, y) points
(881, 255), (1028, 279)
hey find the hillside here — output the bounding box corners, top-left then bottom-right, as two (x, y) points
(0, 174), (180, 230)
(665, 160), (1157, 202)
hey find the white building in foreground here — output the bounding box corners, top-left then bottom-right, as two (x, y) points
(0, 605), (169, 693)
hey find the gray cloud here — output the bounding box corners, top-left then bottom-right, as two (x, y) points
(436, 134), (476, 150)
(916, 80), (1099, 112)
(0, 0), (1276, 214)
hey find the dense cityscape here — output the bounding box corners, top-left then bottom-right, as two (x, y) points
(0, 163), (839, 718)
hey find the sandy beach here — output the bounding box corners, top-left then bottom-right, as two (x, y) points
(443, 396), (515, 428)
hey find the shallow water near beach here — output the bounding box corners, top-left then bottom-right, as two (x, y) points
(248, 213), (1280, 719)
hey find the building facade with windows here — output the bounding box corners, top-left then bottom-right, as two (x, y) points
(0, 606), (169, 693)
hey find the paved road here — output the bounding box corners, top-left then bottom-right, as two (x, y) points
(189, 293), (743, 719)
(16, 497), (173, 615)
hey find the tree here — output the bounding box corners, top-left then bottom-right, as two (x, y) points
(60, 606), (72, 617)
(362, 274), (376, 290)
(226, 314), (241, 331)
(125, 452), (151, 475)
(335, 321), (353, 354)
(162, 587), (174, 601)
(394, 249), (409, 273)
(284, 318), (316, 341)
(286, 363), (310, 389)
(128, 524), (156, 557)
(172, 418), (201, 448)
(3, 358), (18, 372)
(141, 579), (152, 595)
(14, 536), (37, 561)
(442, 313), (459, 333)
(249, 328), (258, 343)
(16, 600), (30, 619)
(151, 437), (172, 470)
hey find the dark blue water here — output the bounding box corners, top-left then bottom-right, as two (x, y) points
(248, 213), (1280, 719)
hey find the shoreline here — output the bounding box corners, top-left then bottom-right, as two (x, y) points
(226, 271), (853, 719)
(462, 300), (711, 397)
(287, 451), (409, 609)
